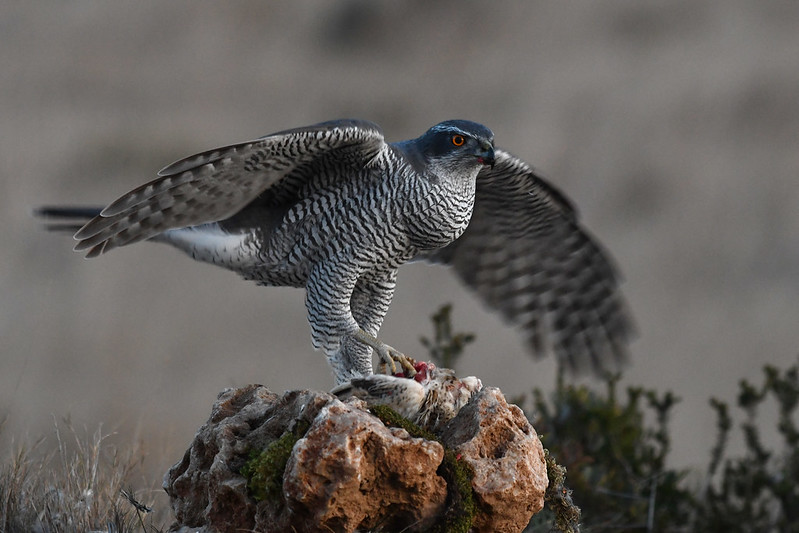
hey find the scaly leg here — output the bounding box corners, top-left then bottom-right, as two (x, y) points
(349, 272), (416, 377)
(307, 263), (417, 384)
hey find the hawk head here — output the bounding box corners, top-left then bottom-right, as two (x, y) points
(425, 120), (495, 165)
(402, 120), (495, 179)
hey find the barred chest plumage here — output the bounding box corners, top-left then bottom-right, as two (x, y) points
(399, 166), (478, 253)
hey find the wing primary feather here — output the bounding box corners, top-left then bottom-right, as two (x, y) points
(421, 149), (633, 375)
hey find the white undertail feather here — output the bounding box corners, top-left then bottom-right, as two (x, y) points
(156, 224), (258, 268)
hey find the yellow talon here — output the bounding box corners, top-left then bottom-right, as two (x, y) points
(353, 329), (417, 377)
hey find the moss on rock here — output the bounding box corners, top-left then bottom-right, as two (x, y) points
(241, 420), (310, 503)
(241, 431), (300, 502)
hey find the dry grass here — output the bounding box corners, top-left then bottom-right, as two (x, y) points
(0, 417), (169, 533)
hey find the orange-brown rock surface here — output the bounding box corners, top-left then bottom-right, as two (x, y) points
(441, 387), (549, 532)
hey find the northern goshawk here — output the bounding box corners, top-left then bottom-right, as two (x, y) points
(37, 119), (632, 385)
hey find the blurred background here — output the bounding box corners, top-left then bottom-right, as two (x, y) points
(2, 0), (798, 489)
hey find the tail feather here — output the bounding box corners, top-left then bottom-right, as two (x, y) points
(34, 206), (257, 267)
(33, 206), (103, 234)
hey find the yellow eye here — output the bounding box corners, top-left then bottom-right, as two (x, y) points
(451, 134), (465, 147)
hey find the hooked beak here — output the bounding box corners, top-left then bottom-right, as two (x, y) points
(476, 145), (495, 168)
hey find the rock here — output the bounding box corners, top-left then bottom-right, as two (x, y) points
(441, 387), (549, 532)
(164, 385), (332, 532)
(276, 399), (447, 532)
(164, 383), (547, 532)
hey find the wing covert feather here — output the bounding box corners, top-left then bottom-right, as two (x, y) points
(73, 120), (385, 257)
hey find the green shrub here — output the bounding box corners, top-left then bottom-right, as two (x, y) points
(693, 363), (799, 532)
(525, 371), (693, 531)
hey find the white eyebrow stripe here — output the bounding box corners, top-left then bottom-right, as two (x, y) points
(429, 124), (473, 137)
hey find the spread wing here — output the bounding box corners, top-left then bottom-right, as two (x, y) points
(423, 149), (633, 374)
(73, 119), (385, 257)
